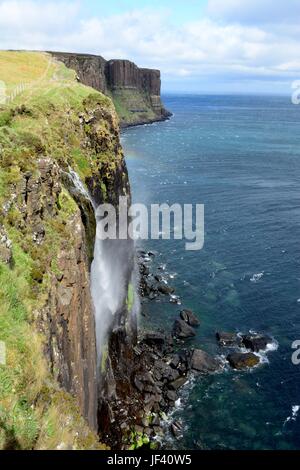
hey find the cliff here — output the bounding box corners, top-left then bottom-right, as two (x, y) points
(50, 52), (171, 127)
(0, 51), (133, 449)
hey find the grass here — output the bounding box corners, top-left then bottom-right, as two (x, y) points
(111, 89), (157, 125)
(0, 51), (121, 449)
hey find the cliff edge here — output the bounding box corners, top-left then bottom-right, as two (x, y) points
(0, 51), (131, 449)
(50, 52), (172, 127)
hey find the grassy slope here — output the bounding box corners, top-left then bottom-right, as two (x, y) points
(0, 51), (113, 449)
(111, 89), (157, 126)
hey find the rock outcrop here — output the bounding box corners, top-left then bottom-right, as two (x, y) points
(50, 52), (172, 127)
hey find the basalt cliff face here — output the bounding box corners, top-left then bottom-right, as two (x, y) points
(0, 51), (134, 449)
(50, 52), (171, 127)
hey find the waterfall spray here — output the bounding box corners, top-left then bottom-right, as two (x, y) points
(67, 168), (139, 377)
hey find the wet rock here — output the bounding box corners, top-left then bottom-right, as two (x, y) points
(227, 352), (260, 369)
(151, 415), (161, 427)
(180, 309), (200, 327)
(216, 332), (241, 347)
(166, 390), (177, 402)
(158, 283), (175, 295)
(173, 319), (196, 339)
(168, 376), (188, 391)
(169, 354), (181, 369)
(170, 295), (181, 305)
(153, 426), (164, 437)
(190, 349), (221, 373)
(142, 332), (171, 352)
(170, 421), (183, 439)
(242, 334), (272, 352)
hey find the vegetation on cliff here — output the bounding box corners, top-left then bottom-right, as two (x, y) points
(0, 51), (128, 449)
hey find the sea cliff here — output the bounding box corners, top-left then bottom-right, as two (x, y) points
(0, 51), (133, 449)
(50, 52), (172, 127)
(0, 50), (187, 451)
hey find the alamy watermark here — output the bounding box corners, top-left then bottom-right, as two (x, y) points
(291, 81), (300, 104)
(95, 197), (205, 251)
(0, 341), (6, 365)
(292, 340), (300, 365)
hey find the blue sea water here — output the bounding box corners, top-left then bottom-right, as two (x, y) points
(122, 95), (300, 450)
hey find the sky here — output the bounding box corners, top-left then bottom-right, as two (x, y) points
(0, 0), (300, 94)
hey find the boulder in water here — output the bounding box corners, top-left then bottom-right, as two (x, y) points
(172, 319), (196, 339)
(180, 309), (200, 327)
(170, 420), (183, 438)
(227, 352), (260, 369)
(242, 333), (272, 352)
(158, 283), (175, 295)
(216, 332), (241, 347)
(190, 349), (221, 373)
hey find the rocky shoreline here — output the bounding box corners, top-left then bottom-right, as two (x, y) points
(104, 250), (277, 450)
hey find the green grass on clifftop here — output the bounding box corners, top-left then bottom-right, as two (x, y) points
(0, 51), (115, 449)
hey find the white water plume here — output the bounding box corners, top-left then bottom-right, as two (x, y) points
(91, 236), (132, 365)
(68, 167), (91, 202)
(67, 168), (139, 374)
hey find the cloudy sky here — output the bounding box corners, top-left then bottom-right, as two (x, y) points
(0, 0), (300, 93)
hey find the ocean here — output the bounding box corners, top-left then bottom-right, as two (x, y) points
(122, 95), (300, 450)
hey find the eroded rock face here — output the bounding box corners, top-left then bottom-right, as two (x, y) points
(51, 52), (108, 94)
(40, 210), (98, 430)
(6, 158), (98, 430)
(50, 52), (172, 127)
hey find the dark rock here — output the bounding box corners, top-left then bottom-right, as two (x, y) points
(180, 309), (200, 327)
(149, 292), (158, 300)
(144, 427), (153, 437)
(133, 376), (144, 393)
(168, 376), (188, 391)
(173, 319), (196, 339)
(216, 332), (241, 347)
(151, 415), (161, 427)
(50, 52), (171, 128)
(169, 354), (181, 369)
(190, 349), (221, 373)
(158, 283), (175, 295)
(227, 352), (260, 369)
(170, 421), (183, 438)
(166, 390), (177, 402)
(242, 334), (272, 352)
(153, 426), (164, 437)
(134, 425), (144, 434)
(142, 332), (169, 351)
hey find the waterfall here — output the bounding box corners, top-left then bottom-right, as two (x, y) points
(68, 167), (92, 203)
(67, 168), (139, 375)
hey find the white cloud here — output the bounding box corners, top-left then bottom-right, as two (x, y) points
(0, 0), (79, 32)
(206, 0), (300, 25)
(0, 0), (299, 92)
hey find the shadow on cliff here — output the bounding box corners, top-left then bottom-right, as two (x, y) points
(0, 419), (22, 450)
